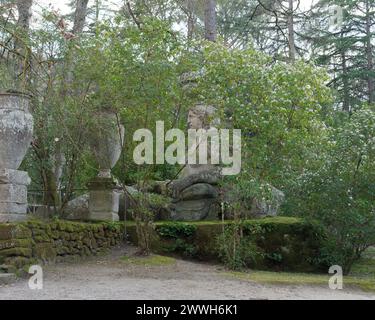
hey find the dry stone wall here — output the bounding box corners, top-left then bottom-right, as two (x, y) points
(0, 220), (125, 274)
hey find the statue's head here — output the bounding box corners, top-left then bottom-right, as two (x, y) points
(188, 104), (217, 130)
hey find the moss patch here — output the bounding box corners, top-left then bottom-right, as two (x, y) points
(120, 254), (176, 266)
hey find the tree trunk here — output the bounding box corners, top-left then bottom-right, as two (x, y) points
(187, 0), (195, 40)
(287, 0), (296, 62)
(365, 0), (374, 104)
(42, 168), (61, 212)
(341, 52), (350, 112)
(340, 31), (350, 112)
(72, 0), (89, 35)
(15, 0), (33, 82)
(16, 0), (32, 30)
(204, 0), (217, 42)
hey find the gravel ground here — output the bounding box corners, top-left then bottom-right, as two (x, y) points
(0, 245), (374, 300)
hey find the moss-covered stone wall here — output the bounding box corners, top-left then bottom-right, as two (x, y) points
(125, 217), (325, 272)
(0, 220), (125, 274)
(0, 217), (325, 274)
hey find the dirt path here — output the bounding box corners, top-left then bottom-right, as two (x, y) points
(0, 245), (374, 300)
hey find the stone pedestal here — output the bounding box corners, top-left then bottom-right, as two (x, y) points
(0, 169), (31, 222)
(0, 92), (33, 223)
(88, 178), (120, 222)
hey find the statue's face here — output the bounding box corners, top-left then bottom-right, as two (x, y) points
(188, 109), (204, 129)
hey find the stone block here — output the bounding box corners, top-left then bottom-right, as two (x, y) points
(0, 169), (30, 220)
(88, 190), (120, 221)
(0, 212), (28, 223)
(0, 203), (28, 215)
(0, 169), (30, 185)
(0, 184), (27, 203)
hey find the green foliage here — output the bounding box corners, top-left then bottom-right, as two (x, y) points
(285, 107), (375, 273)
(0, 64), (16, 91)
(216, 221), (264, 270)
(157, 222), (197, 257)
(197, 42), (333, 214)
(164, 238), (198, 258)
(306, 0), (375, 110)
(157, 222), (197, 238)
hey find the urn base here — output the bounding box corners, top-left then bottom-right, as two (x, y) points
(88, 177), (120, 222)
(0, 169), (31, 222)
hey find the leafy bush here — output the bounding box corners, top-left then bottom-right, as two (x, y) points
(285, 107), (375, 274)
(128, 194), (156, 255)
(157, 222), (197, 238)
(197, 43), (333, 217)
(157, 222), (197, 257)
(216, 222), (264, 270)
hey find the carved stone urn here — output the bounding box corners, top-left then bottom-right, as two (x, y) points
(0, 92), (33, 222)
(88, 111), (124, 221)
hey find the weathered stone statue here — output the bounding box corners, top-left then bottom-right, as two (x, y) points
(87, 111), (124, 221)
(169, 73), (221, 221)
(0, 92), (33, 222)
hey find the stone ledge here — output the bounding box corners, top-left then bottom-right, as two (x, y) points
(0, 213), (28, 223)
(0, 203), (28, 216)
(0, 184), (27, 203)
(0, 169), (31, 186)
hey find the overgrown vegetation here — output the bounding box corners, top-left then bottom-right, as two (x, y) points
(284, 108), (375, 274)
(216, 222), (263, 270)
(128, 193), (156, 255)
(157, 222), (198, 257)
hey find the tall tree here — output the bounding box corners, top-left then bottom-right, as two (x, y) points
(15, 0), (32, 83)
(72, 0), (89, 35)
(304, 0), (375, 111)
(204, 0), (217, 41)
(287, 0), (296, 61)
(364, 0), (374, 103)
(15, 0), (32, 30)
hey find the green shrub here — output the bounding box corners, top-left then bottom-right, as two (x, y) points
(216, 222), (264, 271)
(157, 222), (197, 239)
(157, 222), (197, 257)
(285, 108), (375, 274)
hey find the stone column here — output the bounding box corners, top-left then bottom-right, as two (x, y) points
(0, 93), (33, 222)
(88, 112), (124, 222)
